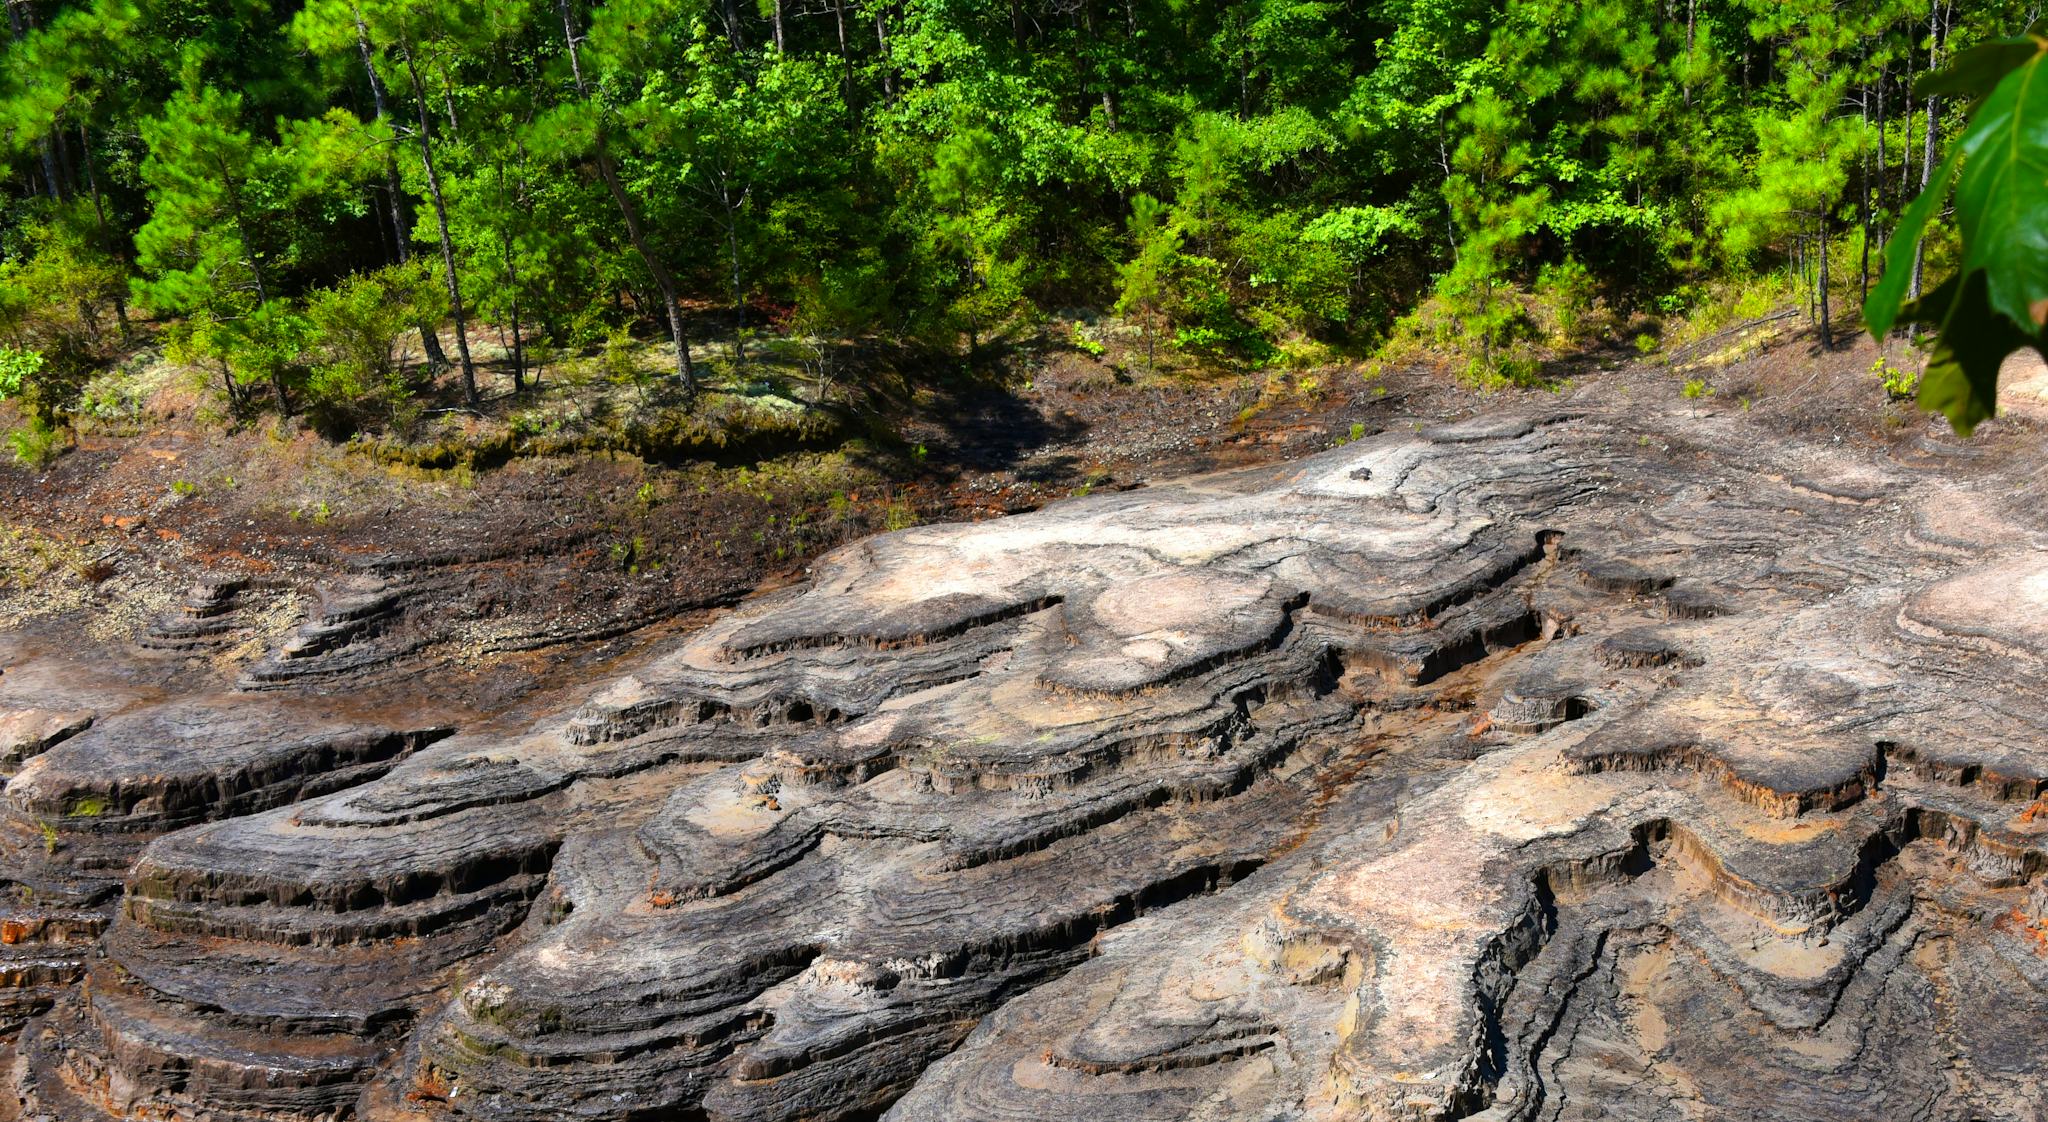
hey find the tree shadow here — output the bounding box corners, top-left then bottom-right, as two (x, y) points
(915, 375), (1085, 474)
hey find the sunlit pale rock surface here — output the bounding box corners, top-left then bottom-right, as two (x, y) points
(5, 400), (2048, 1122)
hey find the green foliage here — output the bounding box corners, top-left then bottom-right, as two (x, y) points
(609, 536), (644, 571)
(0, 204), (128, 420)
(8, 417), (67, 468)
(1868, 26), (2048, 435)
(0, 347), (45, 402)
(1535, 258), (1598, 345)
(1873, 355), (1919, 400)
(0, 0), (2029, 433)
(300, 263), (445, 435)
(1115, 194), (1177, 369)
(600, 326), (649, 394)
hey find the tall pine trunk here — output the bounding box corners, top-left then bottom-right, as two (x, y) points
(560, 0), (696, 394)
(496, 160), (526, 392)
(1816, 216), (1832, 348)
(78, 123), (131, 337)
(7, 2), (62, 201)
(399, 40), (479, 406)
(1081, 2), (1117, 130)
(1858, 89), (1871, 303)
(720, 0), (748, 51)
(832, 0), (854, 100)
(354, 10), (450, 370)
(1899, 17), (1916, 207)
(1875, 72), (1887, 257)
(721, 179), (746, 369)
(832, 0), (852, 93)
(875, 8), (895, 101)
(1910, 0), (1943, 305)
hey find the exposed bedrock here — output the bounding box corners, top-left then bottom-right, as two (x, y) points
(7, 405), (2048, 1122)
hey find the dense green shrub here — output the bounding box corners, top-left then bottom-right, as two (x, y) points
(300, 263), (447, 437)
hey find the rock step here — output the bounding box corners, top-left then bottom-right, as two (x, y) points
(0, 708), (95, 777)
(122, 867), (549, 949)
(0, 903), (109, 1030)
(6, 723), (450, 849)
(136, 577), (252, 653)
(0, 902), (109, 947)
(105, 922), (484, 1036)
(234, 579), (415, 689)
(77, 979), (387, 1120)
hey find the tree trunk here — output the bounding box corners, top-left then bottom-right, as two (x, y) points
(419, 321), (452, 369)
(875, 8), (895, 101)
(723, 183), (746, 369)
(1910, 0), (1942, 304)
(1436, 117), (1457, 262)
(435, 58), (460, 135)
(1817, 216), (1832, 348)
(1875, 71), (1886, 256)
(49, 113), (77, 198)
(832, 0), (852, 95)
(720, 0), (748, 51)
(1792, 235), (1805, 315)
(78, 122), (131, 337)
(1683, 0), (1695, 106)
(1081, 2), (1117, 131)
(353, 14), (412, 255)
(962, 244), (981, 366)
(1858, 90), (1870, 302)
(399, 40), (479, 406)
(6, 2), (62, 201)
(373, 182), (400, 264)
(35, 143), (59, 201)
(1899, 18), (1915, 203)
(559, 0), (696, 393)
(506, 291), (525, 392)
(354, 10), (447, 368)
(496, 162), (526, 392)
(772, 0), (785, 52)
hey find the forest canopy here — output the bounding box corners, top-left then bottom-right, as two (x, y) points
(0, 0), (2018, 434)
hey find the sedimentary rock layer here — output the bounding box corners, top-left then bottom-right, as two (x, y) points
(5, 399), (2048, 1122)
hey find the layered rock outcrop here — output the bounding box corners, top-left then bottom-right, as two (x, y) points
(4, 401), (2047, 1122)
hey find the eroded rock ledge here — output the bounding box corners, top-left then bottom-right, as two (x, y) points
(4, 402), (2048, 1122)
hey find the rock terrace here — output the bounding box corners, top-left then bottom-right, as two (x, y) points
(3, 401), (2047, 1122)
